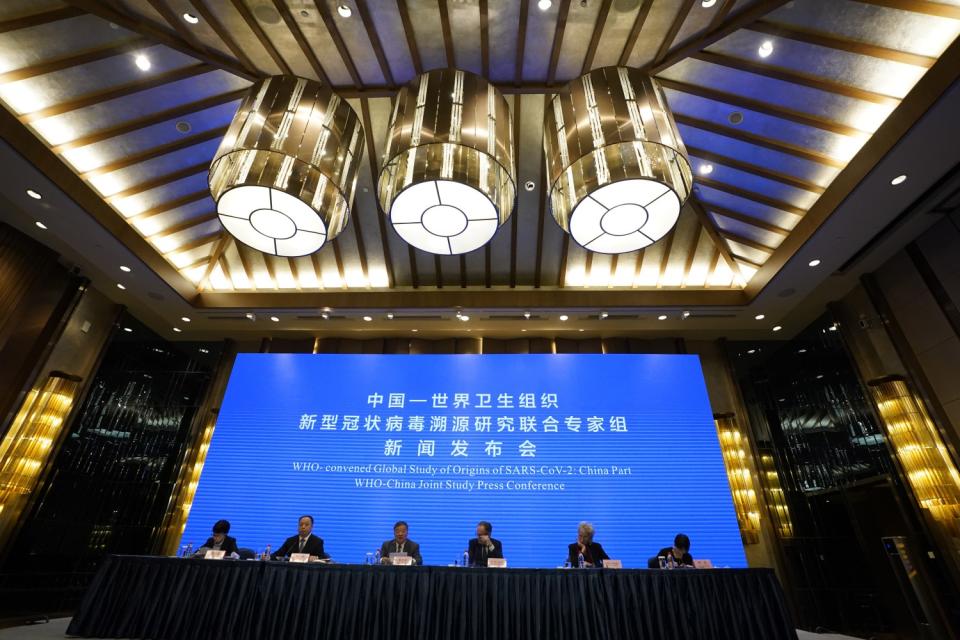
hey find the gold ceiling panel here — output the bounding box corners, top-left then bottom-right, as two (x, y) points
(0, 0), (958, 308)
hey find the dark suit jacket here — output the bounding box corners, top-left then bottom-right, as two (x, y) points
(200, 535), (238, 556)
(273, 534), (327, 559)
(655, 547), (694, 567)
(380, 539), (422, 565)
(568, 541), (609, 567)
(468, 537), (503, 567)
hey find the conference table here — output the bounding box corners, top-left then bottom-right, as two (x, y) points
(66, 555), (797, 640)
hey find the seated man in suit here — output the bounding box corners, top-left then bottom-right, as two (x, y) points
(198, 519), (239, 557)
(467, 520), (503, 567)
(272, 515), (328, 560)
(567, 521), (609, 567)
(655, 533), (695, 567)
(379, 521), (422, 565)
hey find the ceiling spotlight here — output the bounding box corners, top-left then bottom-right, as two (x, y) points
(35, 221), (47, 230)
(134, 54), (151, 71)
(181, 317), (191, 322)
(173, 327), (182, 333)
(412, 328), (418, 332)
(120, 265), (131, 272)
(773, 325), (782, 332)
(270, 316), (279, 322)
(116, 283), (126, 290)
(698, 163), (714, 176)
(747, 349), (756, 354)
(701, 0), (717, 6)
(386, 313), (394, 320)
(808, 258), (821, 267)
(524, 180), (536, 191)
(600, 311), (608, 319)
(182, 12), (199, 24)
(657, 314), (667, 321)
(578, 329), (585, 332)
(757, 40), (774, 58)
(682, 310), (691, 319)
(26, 189), (42, 200)
(337, 3), (352, 17)
(891, 174), (907, 186)
(538, 0), (553, 10)
(199, 348), (209, 354)
(458, 315), (470, 322)
(828, 325), (838, 332)
(755, 314), (765, 320)
(321, 312), (329, 319)
(544, 68), (691, 254)
(123, 327), (133, 333)
(362, 315), (373, 322)
(245, 313), (256, 320)
(559, 314), (569, 321)
(523, 311), (531, 319)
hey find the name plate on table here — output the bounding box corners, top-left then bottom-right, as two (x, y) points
(204, 549), (226, 560)
(390, 553), (413, 566)
(487, 558), (507, 568)
(289, 553), (310, 563)
(694, 559), (713, 569)
(603, 559), (622, 569)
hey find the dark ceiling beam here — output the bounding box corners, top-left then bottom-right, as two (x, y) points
(51, 89), (245, 152)
(150, 211), (218, 239)
(311, 0), (360, 86)
(62, 0), (256, 80)
(330, 240), (347, 288)
(581, 0), (612, 74)
(273, 0), (331, 85)
(658, 77), (866, 137)
(688, 198), (746, 284)
(534, 97), (549, 288)
(146, 0), (208, 53)
(198, 233), (231, 291)
(686, 145), (826, 193)
(129, 189), (210, 221)
(396, 0), (423, 75)
(438, 0), (455, 68)
(161, 229), (220, 255)
(186, 0), (260, 75)
(673, 112), (846, 168)
(228, 0), (291, 75)
(546, 0), (572, 85)
(509, 95), (521, 288)
(653, 0), (697, 67)
(106, 161), (209, 199)
(852, 0), (960, 20)
(480, 0), (490, 78)
(22, 64), (212, 122)
(360, 98), (395, 288)
(0, 6), (83, 34)
(745, 20), (936, 68)
(681, 226), (702, 287)
(618, 0), (653, 66)
(704, 202), (792, 236)
(745, 33), (960, 299)
(0, 36), (148, 84)
(705, 0), (736, 30)
(696, 176), (807, 216)
(720, 231), (776, 254)
(648, 0), (791, 75)
(515, 0), (529, 84)
(731, 253), (764, 270)
(691, 51), (900, 106)
(655, 228), (677, 287)
(355, 0), (396, 86)
(81, 126), (228, 175)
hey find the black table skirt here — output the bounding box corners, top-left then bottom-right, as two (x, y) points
(67, 556), (797, 640)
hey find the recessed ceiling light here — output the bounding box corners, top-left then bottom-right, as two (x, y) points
(682, 310), (691, 319)
(120, 265), (131, 272)
(182, 12), (199, 24)
(657, 314), (667, 321)
(26, 189), (42, 200)
(773, 325), (782, 332)
(386, 313), (394, 319)
(698, 163), (714, 176)
(175, 120), (192, 134)
(35, 221), (47, 230)
(747, 349), (756, 354)
(181, 317), (191, 322)
(521, 329), (527, 332)
(808, 258), (821, 267)
(270, 316), (279, 322)
(701, 0), (717, 6)
(337, 3), (352, 17)
(578, 329), (584, 332)
(890, 174), (907, 186)
(828, 325), (837, 332)
(123, 327), (133, 333)
(173, 327), (182, 333)
(116, 283), (126, 290)
(755, 314), (765, 320)
(600, 311), (608, 319)
(523, 311), (531, 319)
(538, 0), (552, 10)
(758, 40), (774, 58)
(322, 307), (332, 313)
(199, 348), (209, 354)
(412, 328), (418, 332)
(524, 180), (536, 191)
(363, 315), (372, 322)
(798, 348), (807, 354)
(728, 111), (744, 125)
(134, 54), (151, 71)
(321, 312), (329, 319)
(816, 374), (823, 380)
(245, 313), (255, 320)
(559, 314), (568, 321)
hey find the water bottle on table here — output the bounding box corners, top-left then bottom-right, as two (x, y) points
(374, 548), (381, 565)
(463, 550), (469, 567)
(578, 552), (585, 568)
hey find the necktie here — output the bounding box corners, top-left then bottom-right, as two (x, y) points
(299, 537), (305, 552)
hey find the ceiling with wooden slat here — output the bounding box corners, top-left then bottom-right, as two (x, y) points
(1, 0), (959, 312)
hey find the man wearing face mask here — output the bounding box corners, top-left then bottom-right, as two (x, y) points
(467, 521), (503, 567)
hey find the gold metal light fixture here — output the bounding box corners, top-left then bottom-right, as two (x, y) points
(0, 372), (80, 549)
(209, 76), (364, 257)
(378, 68), (516, 255)
(869, 376), (960, 539)
(543, 67), (692, 254)
(714, 413), (761, 544)
(759, 450), (794, 538)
